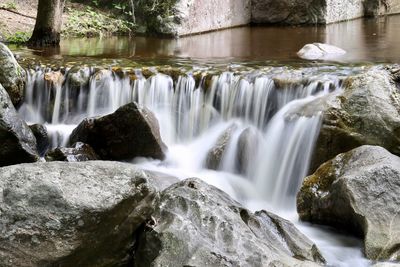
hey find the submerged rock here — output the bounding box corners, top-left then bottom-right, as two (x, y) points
(205, 123), (238, 170)
(45, 142), (99, 162)
(0, 84), (39, 166)
(0, 42), (26, 106)
(292, 68), (400, 172)
(237, 126), (262, 174)
(69, 102), (167, 161)
(297, 43), (346, 60)
(0, 161), (170, 267)
(135, 178), (325, 267)
(205, 124), (262, 174)
(29, 124), (50, 156)
(297, 145), (400, 261)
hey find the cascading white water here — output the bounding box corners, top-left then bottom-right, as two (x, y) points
(19, 66), (341, 202)
(18, 66), (369, 266)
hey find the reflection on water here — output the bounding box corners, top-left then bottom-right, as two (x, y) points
(10, 15), (400, 64)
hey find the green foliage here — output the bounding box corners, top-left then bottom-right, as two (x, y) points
(62, 7), (134, 37)
(133, 0), (179, 34)
(6, 31), (31, 44)
(0, 1), (18, 10)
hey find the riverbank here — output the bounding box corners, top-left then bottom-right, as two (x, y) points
(0, 0), (133, 43)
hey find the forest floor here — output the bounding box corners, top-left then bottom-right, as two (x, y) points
(0, 0), (133, 43)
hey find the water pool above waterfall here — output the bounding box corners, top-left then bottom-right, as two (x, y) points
(8, 14), (400, 67)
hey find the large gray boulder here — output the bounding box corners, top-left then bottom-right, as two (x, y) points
(0, 161), (178, 267)
(135, 178), (325, 267)
(69, 102), (167, 161)
(297, 146), (400, 261)
(0, 42), (25, 106)
(0, 84), (39, 166)
(293, 67), (400, 172)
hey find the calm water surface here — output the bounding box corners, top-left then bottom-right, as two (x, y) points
(10, 14), (400, 66)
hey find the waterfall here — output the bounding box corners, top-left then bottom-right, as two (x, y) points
(19, 66), (343, 207)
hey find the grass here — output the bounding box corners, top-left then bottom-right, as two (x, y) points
(5, 31), (31, 44)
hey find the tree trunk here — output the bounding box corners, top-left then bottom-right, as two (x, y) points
(28, 0), (66, 46)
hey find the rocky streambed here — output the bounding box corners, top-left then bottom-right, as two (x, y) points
(1, 40), (400, 266)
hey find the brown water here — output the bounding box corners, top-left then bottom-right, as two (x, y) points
(10, 15), (400, 66)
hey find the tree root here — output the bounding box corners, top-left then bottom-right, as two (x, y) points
(0, 7), (36, 20)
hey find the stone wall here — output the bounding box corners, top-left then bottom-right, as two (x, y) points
(251, 0), (400, 25)
(326, 0), (365, 23)
(166, 0), (400, 36)
(174, 0), (251, 36)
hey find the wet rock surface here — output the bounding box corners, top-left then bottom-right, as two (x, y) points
(69, 102), (167, 161)
(297, 145), (400, 261)
(0, 161), (168, 267)
(205, 124), (262, 174)
(293, 68), (400, 172)
(205, 123), (238, 170)
(0, 42), (26, 106)
(0, 84), (39, 166)
(29, 123), (50, 156)
(135, 178), (325, 267)
(45, 142), (99, 162)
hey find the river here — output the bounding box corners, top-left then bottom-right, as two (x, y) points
(11, 15), (400, 267)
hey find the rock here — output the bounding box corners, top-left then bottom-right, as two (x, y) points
(69, 102), (167, 161)
(0, 42), (26, 106)
(205, 125), (262, 174)
(0, 161), (176, 267)
(44, 71), (64, 87)
(67, 66), (91, 88)
(45, 142), (99, 162)
(292, 67), (400, 173)
(251, 0), (365, 25)
(373, 263), (400, 267)
(134, 0), (251, 36)
(297, 145), (400, 261)
(29, 124), (50, 156)
(0, 84), (39, 166)
(205, 123), (238, 170)
(297, 43), (346, 60)
(174, 0), (251, 36)
(135, 178), (325, 267)
(365, 0), (400, 17)
(237, 126), (263, 174)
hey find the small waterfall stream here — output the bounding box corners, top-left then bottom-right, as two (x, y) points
(19, 66), (369, 266)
